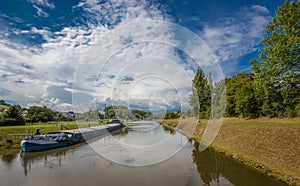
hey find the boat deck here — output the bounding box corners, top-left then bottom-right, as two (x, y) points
(63, 124), (122, 134)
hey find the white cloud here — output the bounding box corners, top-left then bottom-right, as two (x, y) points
(27, 0), (55, 9)
(27, 0), (55, 17)
(200, 5), (271, 71)
(32, 5), (49, 17)
(251, 5), (269, 14)
(0, 0), (224, 113)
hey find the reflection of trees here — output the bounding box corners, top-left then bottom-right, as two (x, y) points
(192, 141), (284, 186)
(192, 142), (221, 185)
(1, 152), (18, 167)
(162, 125), (176, 135)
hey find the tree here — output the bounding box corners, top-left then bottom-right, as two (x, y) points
(235, 81), (259, 118)
(0, 100), (10, 106)
(163, 110), (180, 119)
(1, 105), (25, 125)
(103, 105), (152, 120)
(104, 106), (116, 119)
(225, 72), (257, 117)
(212, 79), (226, 119)
(78, 110), (104, 121)
(6, 105), (23, 120)
(190, 69), (211, 118)
(26, 106), (55, 122)
(251, 0), (300, 117)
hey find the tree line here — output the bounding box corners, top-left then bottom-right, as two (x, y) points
(0, 102), (71, 126)
(190, 1), (300, 119)
(0, 101), (153, 126)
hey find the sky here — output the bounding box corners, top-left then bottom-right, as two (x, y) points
(0, 0), (285, 113)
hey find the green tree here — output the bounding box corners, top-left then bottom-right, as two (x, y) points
(235, 81), (259, 118)
(1, 105), (25, 125)
(212, 79), (226, 119)
(6, 105), (23, 120)
(0, 100), (10, 106)
(78, 110), (103, 120)
(163, 110), (180, 119)
(225, 72), (257, 117)
(251, 0), (300, 117)
(190, 69), (211, 118)
(27, 106), (55, 122)
(104, 106), (116, 119)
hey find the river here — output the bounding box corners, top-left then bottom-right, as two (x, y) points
(0, 122), (286, 186)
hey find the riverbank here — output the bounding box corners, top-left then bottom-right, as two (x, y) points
(161, 117), (300, 186)
(0, 121), (105, 150)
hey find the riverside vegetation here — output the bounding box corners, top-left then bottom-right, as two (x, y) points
(173, 3), (299, 184)
(161, 117), (300, 185)
(189, 1), (299, 119)
(0, 0), (299, 185)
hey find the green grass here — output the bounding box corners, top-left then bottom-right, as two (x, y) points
(161, 117), (300, 186)
(0, 104), (9, 110)
(0, 120), (110, 149)
(0, 104), (9, 109)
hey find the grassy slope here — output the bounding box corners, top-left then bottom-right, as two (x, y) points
(161, 117), (300, 185)
(0, 105), (9, 110)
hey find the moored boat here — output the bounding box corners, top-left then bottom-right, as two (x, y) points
(21, 124), (124, 152)
(21, 132), (82, 152)
(108, 119), (123, 125)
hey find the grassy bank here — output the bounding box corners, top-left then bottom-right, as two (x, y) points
(161, 117), (300, 185)
(0, 120), (108, 150)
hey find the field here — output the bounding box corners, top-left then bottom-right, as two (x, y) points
(0, 105), (9, 110)
(161, 117), (300, 185)
(0, 120), (106, 150)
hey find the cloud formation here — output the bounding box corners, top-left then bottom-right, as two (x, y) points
(200, 5), (271, 75)
(0, 1), (270, 112)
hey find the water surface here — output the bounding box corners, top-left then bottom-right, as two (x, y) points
(0, 122), (286, 186)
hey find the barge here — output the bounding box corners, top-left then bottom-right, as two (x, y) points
(21, 123), (124, 152)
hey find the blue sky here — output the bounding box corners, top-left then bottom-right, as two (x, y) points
(0, 0), (284, 112)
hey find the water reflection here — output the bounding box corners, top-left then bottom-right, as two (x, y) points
(0, 124), (287, 186)
(192, 141), (286, 186)
(89, 122), (188, 166)
(20, 147), (69, 176)
(162, 125), (176, 135)
(19, 129), (124, 177)
(1, 152), (18, 167)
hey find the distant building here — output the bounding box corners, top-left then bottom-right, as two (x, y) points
(21, 110), (28, 117)
(62, 111), (76, 120)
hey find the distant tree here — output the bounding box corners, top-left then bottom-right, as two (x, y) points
(104, 106), (116, 119)
(2, 105), (25, 125)
(224, 72), (256, 117)
(0, 100), (10, 106)
(235, 81), (259, 118)
(78, 110), (103, 121)
(27, 106), (55, 122)
(163, 110), (180, 119)
(54, 112), (67, 121)
(131, 109), (151, 120)
(190, 69), (211, 118)
(103, 105), (152, 120)
(6, 105), (23, 120)
(251, 0), (300, 117)
(212, 79), (226, 119)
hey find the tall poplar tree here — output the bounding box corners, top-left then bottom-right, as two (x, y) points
(190, 69), (211, 118)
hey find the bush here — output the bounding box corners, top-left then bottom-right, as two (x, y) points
(0, 118), (25, 126)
